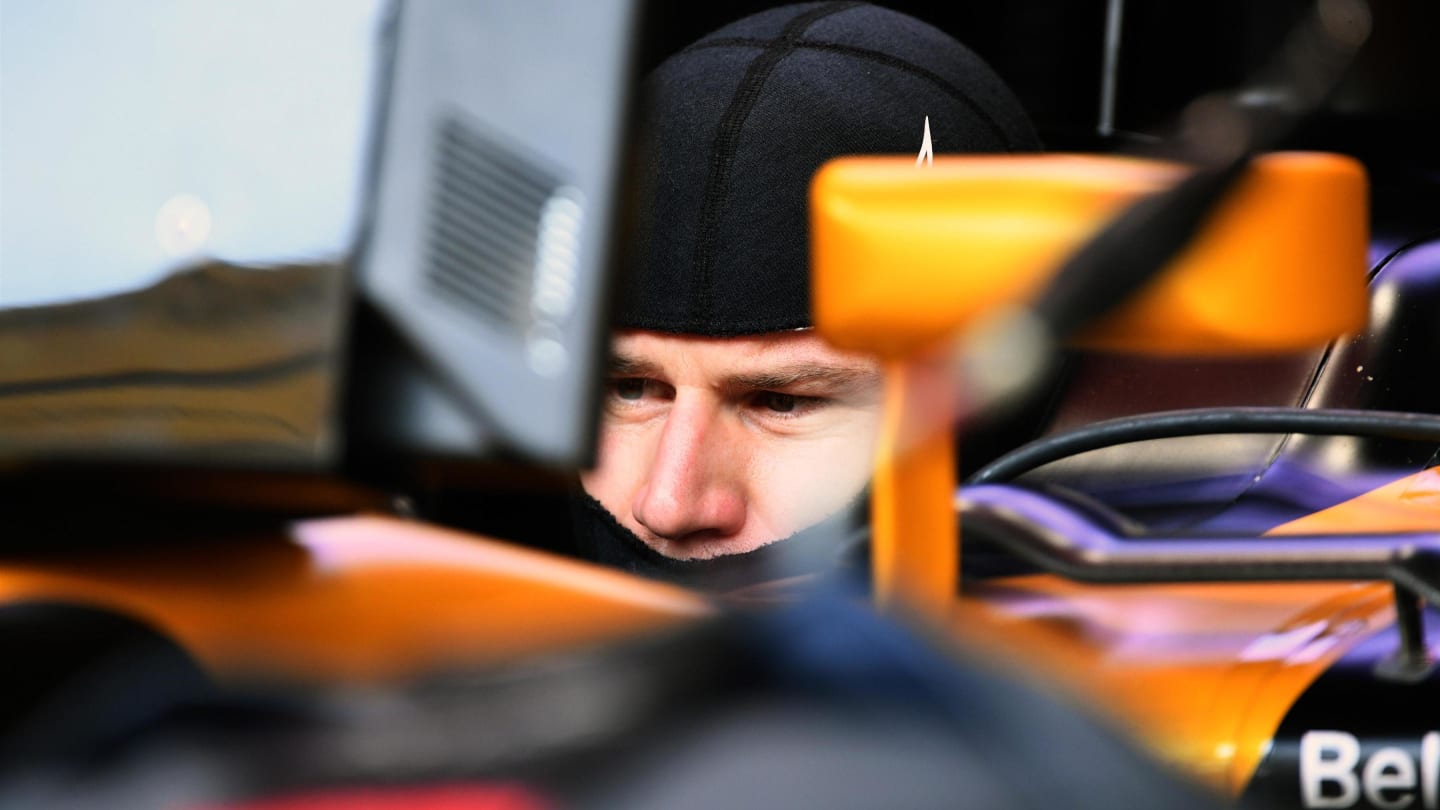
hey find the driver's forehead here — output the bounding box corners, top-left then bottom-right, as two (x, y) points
(609, 330), (876, 381)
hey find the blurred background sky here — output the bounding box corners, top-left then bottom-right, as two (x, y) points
(0, 0), (382, 307)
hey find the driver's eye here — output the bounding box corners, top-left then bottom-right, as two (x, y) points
(762, 392), (797, 413)
(614, 378), (647, 401)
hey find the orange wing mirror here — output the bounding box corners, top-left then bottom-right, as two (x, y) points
(810, 152), (1369, 618)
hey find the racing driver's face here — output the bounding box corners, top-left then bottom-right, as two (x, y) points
(581, 329), (883, 561)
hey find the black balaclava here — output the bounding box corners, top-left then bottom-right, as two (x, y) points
(576, 2), (1041, 588)
(570, 489), (869, 591)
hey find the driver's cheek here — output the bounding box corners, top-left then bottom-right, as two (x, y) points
(745, 418), (880, 537)
(580, 415), (664, 527)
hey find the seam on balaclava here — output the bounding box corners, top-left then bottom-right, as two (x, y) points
(686, 1), (864, 329)
(791, 41), (1021, 150)
(681, 37), (1022, 151)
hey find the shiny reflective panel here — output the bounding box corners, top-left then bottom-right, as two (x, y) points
(0, 1), (381, 465)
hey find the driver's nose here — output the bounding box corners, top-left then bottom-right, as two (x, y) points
(631, 397), (746, 542)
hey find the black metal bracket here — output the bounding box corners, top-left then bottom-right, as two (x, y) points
(1378, 551), (1440, 681)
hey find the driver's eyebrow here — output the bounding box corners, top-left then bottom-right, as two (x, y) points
(608, 352), (664, 379)
(725, 364), (881, 395)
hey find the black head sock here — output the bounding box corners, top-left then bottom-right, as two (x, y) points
(616, 2), (1041, 336)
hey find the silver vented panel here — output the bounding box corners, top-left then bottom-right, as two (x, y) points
(424, 116), (560, 333)
(357, 0), (637, 465)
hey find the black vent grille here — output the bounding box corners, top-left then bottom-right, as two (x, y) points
(424, 116), (563, 333)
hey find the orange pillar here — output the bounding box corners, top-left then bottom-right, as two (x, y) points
(870, 358), (959, 620)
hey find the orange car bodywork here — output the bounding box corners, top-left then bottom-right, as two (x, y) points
(0, 517), (711, 683)
(0, 473), (1426, 795)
